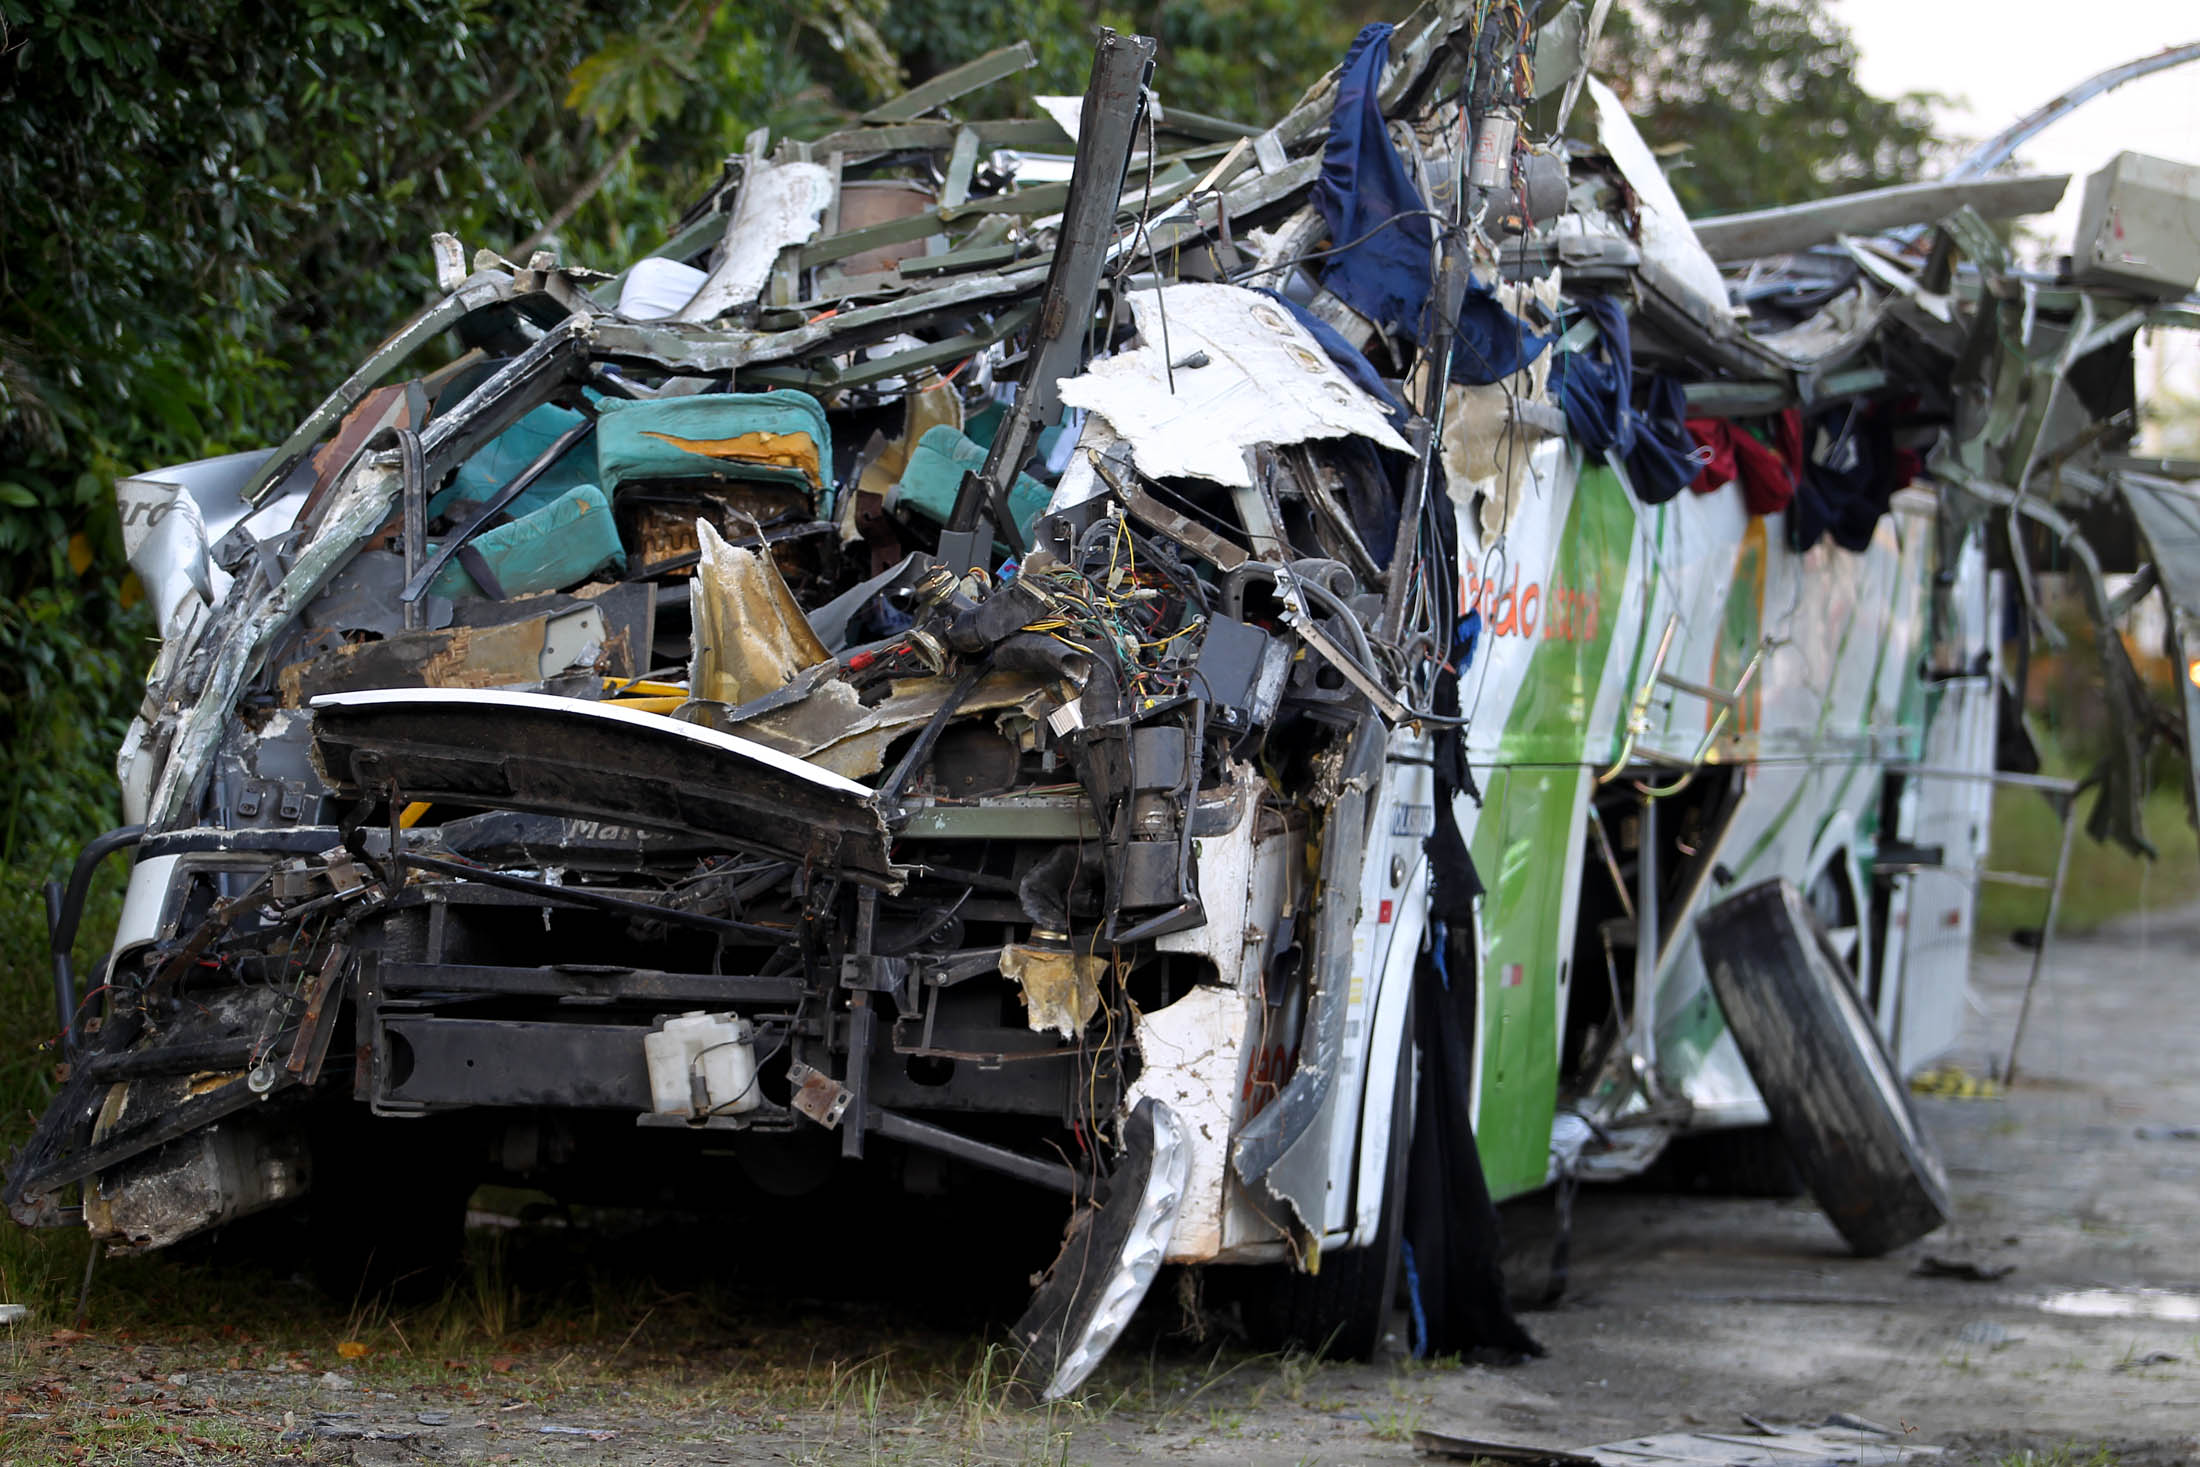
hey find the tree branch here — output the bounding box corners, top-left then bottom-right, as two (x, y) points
(510, 123), (645, 259)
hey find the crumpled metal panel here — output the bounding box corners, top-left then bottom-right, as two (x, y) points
(309, 688), (897, 887)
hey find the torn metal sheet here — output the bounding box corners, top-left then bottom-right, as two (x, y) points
(675, 159), (836, 322)
(309, 688), (896, 886)
(1586, 76), (1734, 325)
(1123, 982), (1248, 1261)
(1057, 284), (1410, 488)
(2116, 471), (2200, 820)
(688, 520), (832, 707)
(278, 604), (608, 704)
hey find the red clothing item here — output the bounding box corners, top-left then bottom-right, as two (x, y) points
(1686, 409), (1803, 515)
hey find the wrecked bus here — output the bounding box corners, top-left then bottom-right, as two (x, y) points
(14, 2), (2200, 1398)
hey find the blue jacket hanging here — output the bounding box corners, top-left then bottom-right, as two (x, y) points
(1314, 24), (1439, 343)
(1789, 401), (1897, 552)
(1550, 295), (1701, 503)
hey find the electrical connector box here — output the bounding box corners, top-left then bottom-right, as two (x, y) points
(2072, 151), (2200, 299)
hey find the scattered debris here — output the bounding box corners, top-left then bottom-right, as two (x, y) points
(12, 0), (2200, 1398)
(2041, 1288), (2200, 1322)
(1910, 1066), (2004, 1101)
(1916, 1255), (2017, 1282)
(2113, 1350), (2182, 1371)
(1416, 1421), (1937, 1466)
(1413, 1431), (1601, 1466)
(1820, 1414), (1898, 1438)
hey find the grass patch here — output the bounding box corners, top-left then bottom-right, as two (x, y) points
(1975, 773), (2199, 943)
(1997, 1447), (2121, 1467)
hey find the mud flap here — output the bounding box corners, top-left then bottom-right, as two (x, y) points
(1007, 1098), (1187, 1401)
(1696, 879), (1951, 1256)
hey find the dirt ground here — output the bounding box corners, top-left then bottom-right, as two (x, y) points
(5, 905), (2198, 1466)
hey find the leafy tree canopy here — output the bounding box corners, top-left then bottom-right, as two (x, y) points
(1593, 0), (1939, 215)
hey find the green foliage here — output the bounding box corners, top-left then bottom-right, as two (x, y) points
(1592, 0), (1939, 215)
(0, 0), (895, 866)
(1126, 0), (1361, 124)
(874, 0), (1365, 128)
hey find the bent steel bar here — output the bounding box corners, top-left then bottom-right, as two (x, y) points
(43, 824), (145, 1053)
(1229, 710), (1382, 1240)
(871, 1108), (1082, 1195)
(941, 27), (1155, 568)
(241, 279), (507, 509)
(1949, 42), (2200, 182)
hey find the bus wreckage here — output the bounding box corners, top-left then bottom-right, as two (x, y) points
(13, 2), (2200, 1398)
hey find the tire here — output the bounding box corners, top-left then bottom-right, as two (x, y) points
(1243, 992), (1414, 1359)
(1696, 879), (1950, 1256)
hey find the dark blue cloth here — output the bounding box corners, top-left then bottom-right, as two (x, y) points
(1550, 296), (1702, 503)
(1314, 24), (1438, 342)
(1788, 402), (1895, 553)
(1256, 288), (1408, 429)
(1551, 295), (1633, 454)
(1628, 373), (1703, 504)
(1449, 276), (1551, 386)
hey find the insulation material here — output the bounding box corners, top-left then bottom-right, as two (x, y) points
(687, 520), (830, 708)
(1441, 271), (1564, 542)
(1057, 283), (1411, 488)
(1585, 76), (1734, 324)
(999, 944), (1108, 1039)
(673, 159), (835, 322)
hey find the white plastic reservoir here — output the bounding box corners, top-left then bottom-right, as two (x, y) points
(643, 1012), (760, 1117)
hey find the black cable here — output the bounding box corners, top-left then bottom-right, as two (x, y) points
(1236, 209), (1465, 283)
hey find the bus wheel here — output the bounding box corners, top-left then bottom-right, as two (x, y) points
(1697, 879), (1949, 1257)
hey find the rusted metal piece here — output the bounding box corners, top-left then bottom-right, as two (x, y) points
(284, 943), (351, 1086)
(787, 1061), (852, 1129)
